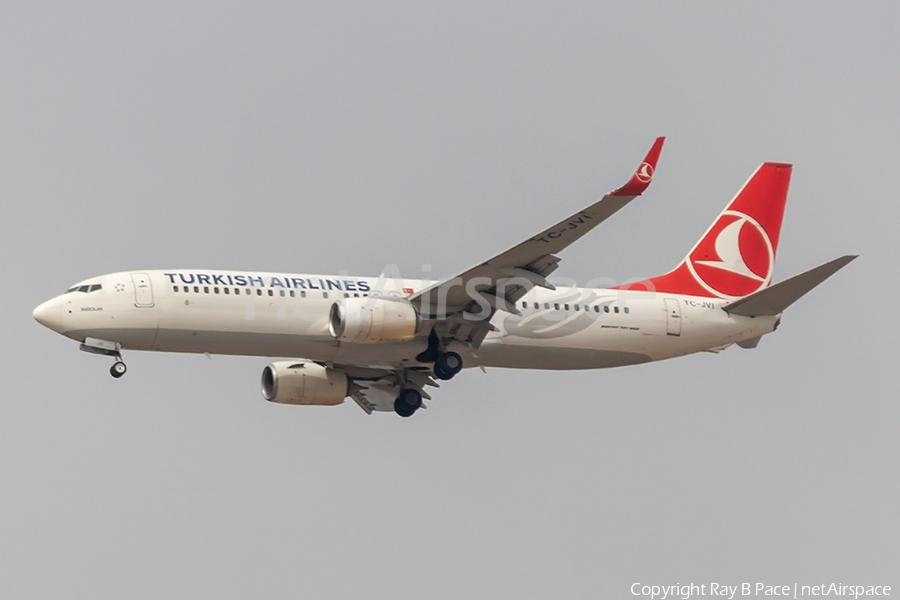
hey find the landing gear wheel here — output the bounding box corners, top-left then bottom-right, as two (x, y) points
(393, 388), (423, 417)
(110, 361), (127, 379)
(434, 351), (463, 380)
(433, 362), (450, 381)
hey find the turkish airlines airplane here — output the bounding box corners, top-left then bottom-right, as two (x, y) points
(33, 138), (855, 417)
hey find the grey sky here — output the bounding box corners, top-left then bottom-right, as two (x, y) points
(2, 2), (897, 598)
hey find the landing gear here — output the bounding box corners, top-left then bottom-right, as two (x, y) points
(110, 361), (127, 378)
(393, 388), (423, 418)
(80, 338), (128, 379)
(416, 329), (465, 381)
(434, 351), (463, 381)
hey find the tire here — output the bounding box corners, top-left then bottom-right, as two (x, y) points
(393, 388), (422, 417)
(433, 361), (451, 381)
(394, 396), (417, 417)
(399, 388), (422, 410)
(110, 361), (127, 378)
(435, 351), (463, 379)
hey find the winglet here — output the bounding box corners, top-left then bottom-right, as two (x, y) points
(611, 136), (666, 197)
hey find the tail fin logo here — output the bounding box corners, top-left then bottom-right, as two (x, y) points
(636, 162), (654, 183)
(686, 210), (775, 299)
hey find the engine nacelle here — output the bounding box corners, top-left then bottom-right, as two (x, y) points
(328, 296), (418, 344)
(261, 361), (348, 406)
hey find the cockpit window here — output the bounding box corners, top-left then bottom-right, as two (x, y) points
(65, 283), (103, 293)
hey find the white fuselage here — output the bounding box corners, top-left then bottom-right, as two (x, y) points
(33, 269), (779, 370)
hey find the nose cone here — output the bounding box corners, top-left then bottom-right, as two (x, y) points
(33, 296), (65, 333)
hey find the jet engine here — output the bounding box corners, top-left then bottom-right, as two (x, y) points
(328, 297), (419, 344)
(261, 361), (348, 406)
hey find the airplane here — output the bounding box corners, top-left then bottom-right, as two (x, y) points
(32, 137), (856, 417)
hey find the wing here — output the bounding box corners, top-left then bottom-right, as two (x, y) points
(408, 137), (665, 342)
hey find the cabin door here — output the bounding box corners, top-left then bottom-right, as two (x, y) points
(664, 298), (682, 337)
(131, 273), (155, 307)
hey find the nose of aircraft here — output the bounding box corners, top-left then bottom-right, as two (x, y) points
(33, 296), (65, 333)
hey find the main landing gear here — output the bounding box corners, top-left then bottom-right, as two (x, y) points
(394, 388), (423, 418)
(416, 330), (465, 381)
(393, 350), (463, 418)
(433, 351), (463, 381)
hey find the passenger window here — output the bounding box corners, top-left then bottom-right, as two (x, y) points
(594, 306), (599, 313)
(173, 286), (179, 292)
(257, 289), (262, 296)
(522, 302), (527, 309)
(584, 305), (589, 311)
(290, 290), (295, 297)
(268, 289), (273, 297)
(564, 304), (569, 310)
(245, 289), (251, 295)
(614, 306), (619, 313)
(624, 307), (630, 314)
(214, 287), (219, 294)
(353, 293), (359, 297)
(574, 304), (580, 311)
(323, 292), (329, 299)
(604, 306), (610, 313)
(194, 286), (199, 293)
(279, 290), (285, 297)
(345, 293), (350, 298)
(544, 303), (550, 309)
(533, 302), (539, 309)
(301, 291), (307, 298)
(224, 288), (229, 295)
(554, 303), (560, 310)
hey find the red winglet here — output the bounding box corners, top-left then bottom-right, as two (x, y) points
(611, 136), (665, 197)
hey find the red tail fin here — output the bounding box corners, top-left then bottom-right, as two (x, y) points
(618, 162), (792, 299)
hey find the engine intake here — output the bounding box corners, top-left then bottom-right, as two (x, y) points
(329, 296), (418, 344)
(261, 361), (348, 406)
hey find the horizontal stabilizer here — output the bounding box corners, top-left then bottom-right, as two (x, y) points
(723, 255), (857, 317)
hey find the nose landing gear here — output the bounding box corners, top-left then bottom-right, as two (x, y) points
(110, 361), (127, 378)
(79, 337), (128, 379)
